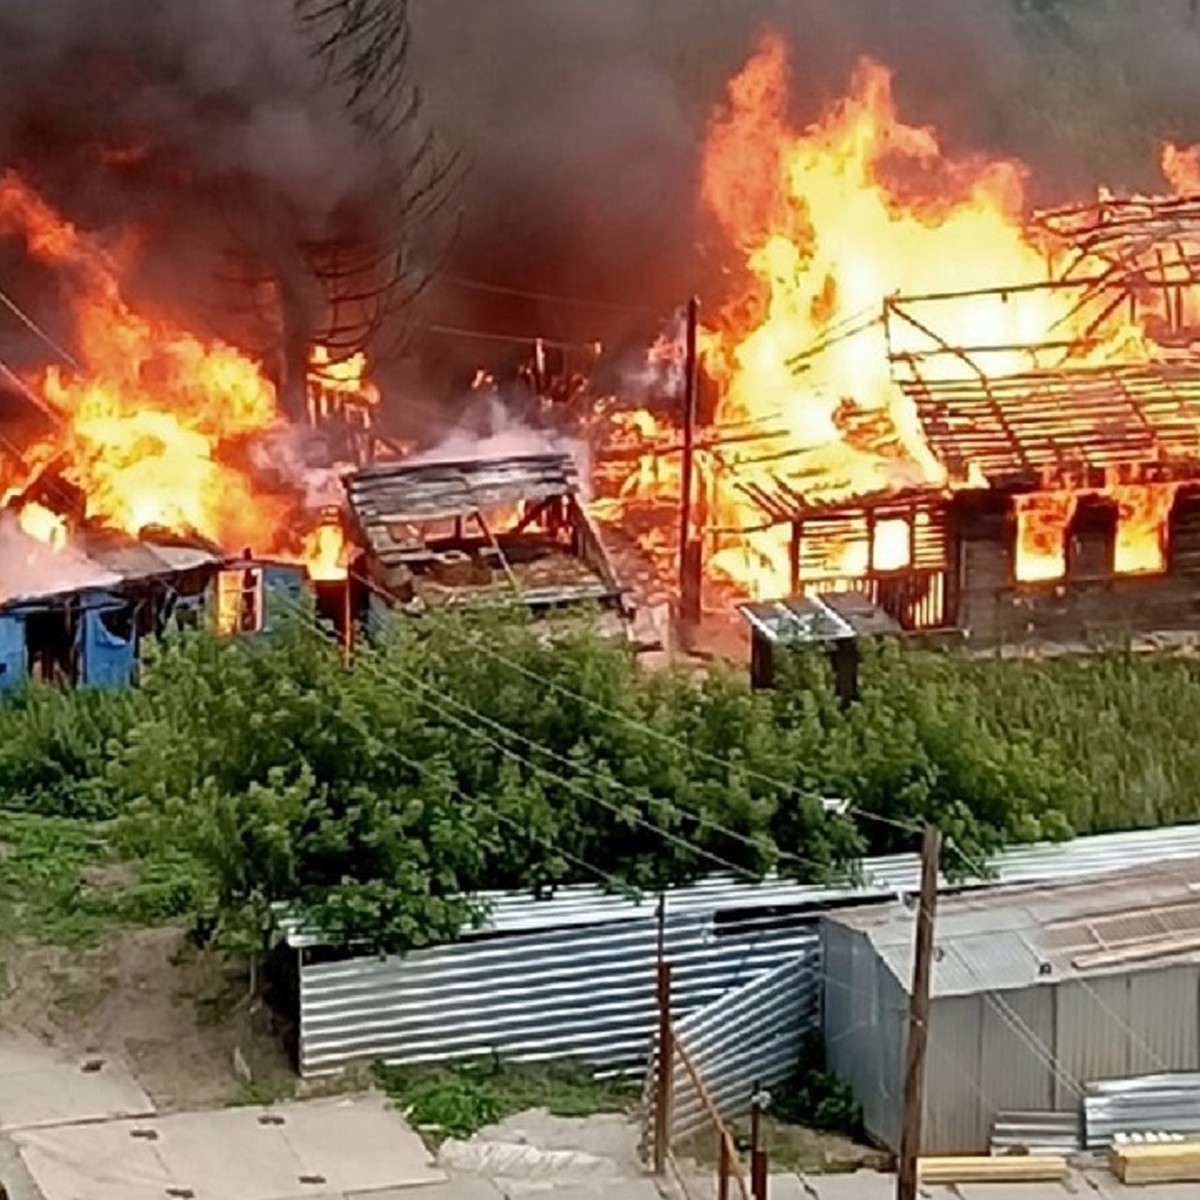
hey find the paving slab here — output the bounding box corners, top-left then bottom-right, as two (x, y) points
(501, 1184), (662, 1199)
(354, 1181), (505, 1200)
(13, 1092), (444, 1200)
(0, 1034), (153, 1132)
(281, 1094), (444, 1193)
(954, 1185), (1077, 1199)
(800, 1171), (897, 1200)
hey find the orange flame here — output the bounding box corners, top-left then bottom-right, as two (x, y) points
(301, 521), (348, 582)
(16, 502), (68, 550)
(0, 172), (292, 553)
(607, 35), (1186, 600)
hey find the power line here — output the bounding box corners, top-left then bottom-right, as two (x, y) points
(424, 323), (603, 351)
(439, 274), (663, 317)
(344, 568), (851, 883)
(268, 584), (771, 885)
(0, 284), (79, 370)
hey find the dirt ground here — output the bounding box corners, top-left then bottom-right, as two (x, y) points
(0, 924), (295, 1111)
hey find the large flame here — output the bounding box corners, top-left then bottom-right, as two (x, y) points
(0, 172), (287, 550)
(606, 34), (1188, 600)
(0, 174), (367, 581)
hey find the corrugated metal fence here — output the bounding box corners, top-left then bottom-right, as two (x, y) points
(670, 957), (815, 1142)
(294, 822), (1200, 1078)
(299, 911), (816, 1077)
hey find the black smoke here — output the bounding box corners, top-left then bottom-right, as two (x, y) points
(407, 0), (1200, 362)
(1, 0), (1199, 412)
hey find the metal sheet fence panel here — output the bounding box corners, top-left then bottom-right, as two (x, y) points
(669, 958), (815, 1142)
(299, 913), (817, 1076)
(1083, 1074), (1200, 1147)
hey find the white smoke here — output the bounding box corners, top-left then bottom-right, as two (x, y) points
(248, 423), (349, 511)
(619, 309), (688, 404)
(406, 395), (593, 500)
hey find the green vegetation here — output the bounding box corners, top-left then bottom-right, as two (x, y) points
(769, 1033), (863, 1139)
(2, 603), (1200, 958)
(372, 1059), (639, 1140)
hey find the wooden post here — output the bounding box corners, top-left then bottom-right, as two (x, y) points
(678, 297), (702, 628)
(717, 1135), (731, 1200)
(897, 825), (941, 1200)
(750, 1080), (768, 1200)
(653, 895), (673, 1176)
(342, 569), (354, 666)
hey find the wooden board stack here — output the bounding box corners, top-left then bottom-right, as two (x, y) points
(917, 1155), (1070, 1184)
(1110, 1140), (1200, 1185)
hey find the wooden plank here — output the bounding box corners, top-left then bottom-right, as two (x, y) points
(917, 1155), (1070, 1184)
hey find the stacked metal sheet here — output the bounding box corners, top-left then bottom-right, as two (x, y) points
(990, 1110), (1082, 1156)
(1084, 1074), (1200, 1148)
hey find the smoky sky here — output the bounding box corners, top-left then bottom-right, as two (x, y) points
(1, 0), (1200, 389)
(408, 0), (1200, 360)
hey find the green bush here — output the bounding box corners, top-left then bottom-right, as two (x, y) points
(5, 605), (1200, 957)
(770, 1033), (863, 1138)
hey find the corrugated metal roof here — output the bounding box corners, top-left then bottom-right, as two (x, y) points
(145, 544), (220, 573)
(347, 452), (579, 526)
(1084, 1073), (1200, 1147)
(0, 523), (122, 605)
(991, 1110), (1082, 1155)
(838, 853), (1200, 996)
(281, 820), (1200, 949)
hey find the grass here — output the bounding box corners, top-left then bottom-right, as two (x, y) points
(373, 1059), (641, 1142)
(227, 1075), (298, 1108)
(0, 811), (200, 948)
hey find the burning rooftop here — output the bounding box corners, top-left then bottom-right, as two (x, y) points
(597, 32), (1200, 651)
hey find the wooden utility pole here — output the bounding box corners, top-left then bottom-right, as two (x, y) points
(653, 894), (674, 1176)
(897, 825), (941, 1200)
(678, 297), (702, 630)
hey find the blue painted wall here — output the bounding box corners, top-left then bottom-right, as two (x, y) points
(0, 613), (27, 693)
(262, 564), (306, 631)
(79, 591), (136, 689)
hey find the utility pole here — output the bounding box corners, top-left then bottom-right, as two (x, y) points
(897, 825), (940, 1200)
(678, 297), (702, 631)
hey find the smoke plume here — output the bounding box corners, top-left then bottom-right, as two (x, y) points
(1, 0), (1199, 405)
(407, 0), (1200, 358)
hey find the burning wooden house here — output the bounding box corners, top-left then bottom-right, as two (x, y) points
(345, 449), (630, 634)
(702, 194), (1200, 648)
(0, 522), (308, 690)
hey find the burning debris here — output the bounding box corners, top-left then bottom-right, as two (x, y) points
(0, 172), (365, 588)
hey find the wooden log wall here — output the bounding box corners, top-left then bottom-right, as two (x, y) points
(953, 486), (1200, 647)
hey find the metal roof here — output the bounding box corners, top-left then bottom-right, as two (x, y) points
(905, 362), (1200, 488)
(832, 854), (1200, 996)
(280, 820), (1200, 949)
(0, 523), (225, 610)
(346, 451), (580, 526)
(0, 523), (122, 604)
(740, 591), (902, 645)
